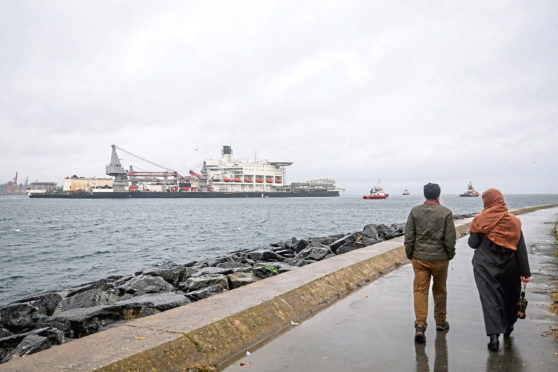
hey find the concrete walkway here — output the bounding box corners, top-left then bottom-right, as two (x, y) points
(223, 208), (558, 372)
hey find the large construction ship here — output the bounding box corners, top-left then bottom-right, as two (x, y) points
(30, 145), (341, 198)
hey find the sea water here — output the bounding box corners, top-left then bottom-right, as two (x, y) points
(1, 194), (557, 304)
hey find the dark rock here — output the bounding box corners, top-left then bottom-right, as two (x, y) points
(255, 262), (294, 273)
(179, 274), (229, 292)
(35, 327), (65, 346)
(136, 262), (190, 286)
(0, 328), (12, 338)
(185, 285), (225, 301)
(9, 292), (62, 317)
(362, 224), (381, 241)
(65, 276), (123, 298)
(37, 318), (73, 338)
(240, 258), (256, 266)
(361, 236), (378, 246)
(252, 262), (294, 278)
(200, 256), (233, 268)
(49, 307), (107, 339)
(227, 272), (261, 289)
(295, 239), (309, 253)
(0, 303), (40, 332)
(284, 257), (310, 267)
(375, 224), (395, 240)
(50, 301), (160, 339)
(117, 275), (175, 295)
(190, 267), (233, 277)
(295, 245), (333, 261)
(2, 334), (50, 362)
(60, 288), (120, 311)
(252, 266), (278, 279)
(247, 249), (282, 262)
(0, 327), (65, 363)
(330, 234), (354, 252)
(230, 266), (254, 273)
(390, 223), (405, 236)
(274, 248), (296, 258)
(216, 262), (250, 269)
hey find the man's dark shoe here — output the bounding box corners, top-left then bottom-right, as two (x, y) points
(504, 326), (514, 337)
(487, 334), (499, 351)
(415, 324), (426, 343)
(436, 321), (450, 331)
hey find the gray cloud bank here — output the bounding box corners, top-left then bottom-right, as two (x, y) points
(1, 0), (557, 194)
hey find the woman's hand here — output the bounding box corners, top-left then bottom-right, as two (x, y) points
(521, 276), (530, 283)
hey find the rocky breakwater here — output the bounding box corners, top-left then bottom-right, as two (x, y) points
(0, 214), (475, 363)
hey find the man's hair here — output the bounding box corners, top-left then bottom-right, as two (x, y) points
(424, 183), (441, 200)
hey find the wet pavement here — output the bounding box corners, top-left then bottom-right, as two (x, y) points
(223, 208), (558, 372)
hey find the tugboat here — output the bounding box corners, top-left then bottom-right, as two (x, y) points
(460, 181), (480, 197)
(402, 187), (410, 196)
(363, 181), (389, 199)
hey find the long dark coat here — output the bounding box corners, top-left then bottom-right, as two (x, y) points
(468, 231), (531, 336)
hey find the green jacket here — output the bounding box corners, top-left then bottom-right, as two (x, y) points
(404, 202), (456, 261)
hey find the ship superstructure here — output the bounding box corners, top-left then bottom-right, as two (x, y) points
(460, 181), (480, 197)
(199, 146), (292, 192)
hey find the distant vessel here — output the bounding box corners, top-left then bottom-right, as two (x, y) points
(363, 181), (389, 199)
(460, 181), (480, 197)
(402, 187), (410, 196)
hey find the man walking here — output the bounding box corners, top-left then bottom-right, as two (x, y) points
(404, 183), (456, 343)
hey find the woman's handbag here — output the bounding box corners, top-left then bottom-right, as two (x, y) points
(517, 282), (528, 319)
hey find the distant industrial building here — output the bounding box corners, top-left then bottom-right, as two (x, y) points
(63, 176), (113, 192)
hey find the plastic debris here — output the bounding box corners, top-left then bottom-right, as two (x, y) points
(240, 362), (253, 367)
(133, 336), (145, 340)
(362, 295), (368, 298)
(246, 351), (251, 356)
(290, 320), (299, 325)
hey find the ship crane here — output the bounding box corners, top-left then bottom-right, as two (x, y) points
(106, 145), (197, 192)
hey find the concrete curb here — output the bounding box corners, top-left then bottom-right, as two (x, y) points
(1, 204), (556, 372)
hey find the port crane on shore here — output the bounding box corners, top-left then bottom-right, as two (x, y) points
(4, 171), (27, 195)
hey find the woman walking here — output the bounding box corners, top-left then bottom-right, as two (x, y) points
(468, 188), (531, 351)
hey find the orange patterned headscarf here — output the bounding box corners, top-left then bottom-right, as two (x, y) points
(469, 188), (522, 250)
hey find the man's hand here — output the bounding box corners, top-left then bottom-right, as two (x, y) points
(521, 276), (530, 283)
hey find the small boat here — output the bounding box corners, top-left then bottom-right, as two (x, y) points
(363, 181), (389, 199)
(460, 181), (480, 197)
(402, 187), (410, 196)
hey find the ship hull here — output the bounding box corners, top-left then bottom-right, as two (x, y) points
(362, 194), (389, 199)
(29, 190), (340, 199)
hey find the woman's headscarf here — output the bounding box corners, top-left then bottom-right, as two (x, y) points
(469, 188), (522, 250)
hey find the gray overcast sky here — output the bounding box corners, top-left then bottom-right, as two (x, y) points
(1, 0), (557, 195)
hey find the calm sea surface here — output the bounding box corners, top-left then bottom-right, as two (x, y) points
(1, 194), (557, 305)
